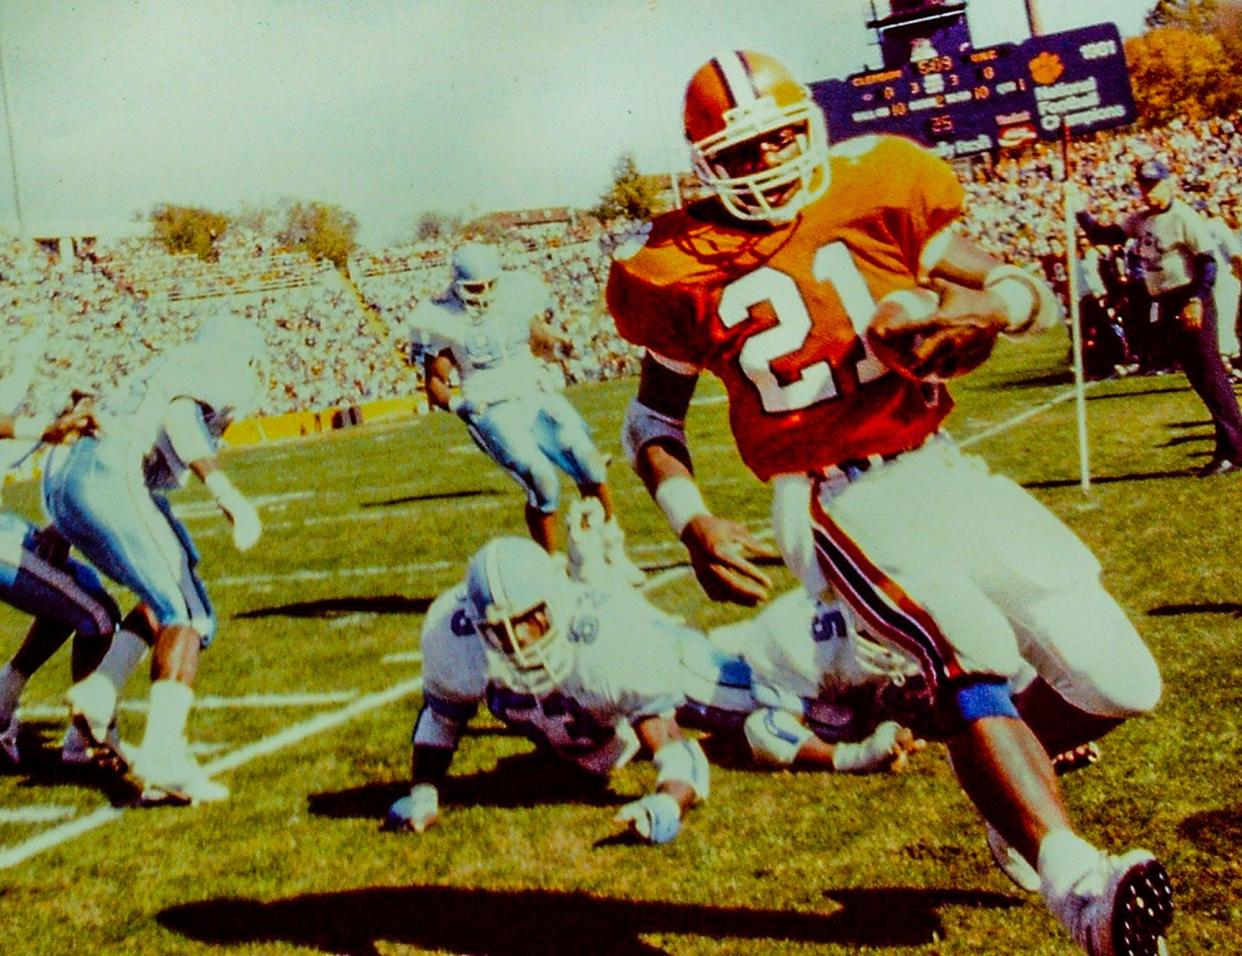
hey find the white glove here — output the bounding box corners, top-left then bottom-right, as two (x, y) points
(224, 495), (262, 551)
(832, 721), (908, 773)
(614, 792), (681, 844)
(384, 783), (439, 833)
(205, 471), (262, 551)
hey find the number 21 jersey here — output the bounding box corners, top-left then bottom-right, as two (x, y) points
(606, 135), (964, 481)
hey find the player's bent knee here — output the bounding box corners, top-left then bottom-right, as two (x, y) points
(950, 678), (1019, 730)
(526, 469), (561, 513)
(743, 708), (814, 767)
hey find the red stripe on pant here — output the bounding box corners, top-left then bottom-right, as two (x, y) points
(808, 486), (964, 694)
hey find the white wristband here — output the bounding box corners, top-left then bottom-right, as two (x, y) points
(447, 395), (463, 414)
(654, 476), (709, 537)
(984, 265), (1039, 334)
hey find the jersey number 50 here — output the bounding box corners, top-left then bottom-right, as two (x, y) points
(718, 242), (888, 413)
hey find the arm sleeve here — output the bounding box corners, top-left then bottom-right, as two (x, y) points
(1191, 252), (1217, 300)
(162, 397), (215, 465)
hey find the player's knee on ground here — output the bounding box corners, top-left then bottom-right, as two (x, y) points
(743, 708), (814, 767)
(1021, 586), (1162, 717)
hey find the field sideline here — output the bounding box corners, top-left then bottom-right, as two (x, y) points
(0, 330), (1237, 955)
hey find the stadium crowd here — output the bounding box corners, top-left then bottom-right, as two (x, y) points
(3, 112), (1241, 420)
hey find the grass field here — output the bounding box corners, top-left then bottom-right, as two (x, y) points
(0, 330), (1238, 955)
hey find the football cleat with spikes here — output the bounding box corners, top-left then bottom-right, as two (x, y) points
(986, 822), (1040, 893)
(131, 747), (229, 805)
(1053, 849), (1173, 956)
(1053, 741), (1102, 776)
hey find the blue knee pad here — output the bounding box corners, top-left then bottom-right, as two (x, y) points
(955, 678), (1019, 723)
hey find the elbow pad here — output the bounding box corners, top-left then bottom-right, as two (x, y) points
(621, 398), (688, 469)
(412, 702), (467, 750)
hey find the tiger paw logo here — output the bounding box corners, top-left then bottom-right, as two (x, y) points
(1029, 51), (1064, 85)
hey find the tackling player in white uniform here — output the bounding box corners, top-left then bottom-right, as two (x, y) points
(385, 536), (708, 844)
(405, 242), (643, 586)
(42, 313), (268, 803)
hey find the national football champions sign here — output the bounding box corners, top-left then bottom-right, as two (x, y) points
(814, 22), (1136, 158)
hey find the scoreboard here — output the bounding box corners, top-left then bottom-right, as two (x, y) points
(812, 22), (1136, 158)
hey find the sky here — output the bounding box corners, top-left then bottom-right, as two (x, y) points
(0, 0), (1152, 247)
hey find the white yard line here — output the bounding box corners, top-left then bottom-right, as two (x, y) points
(0, 805), (78, 824)
(0, 677), (423, 870)
(16, 691), (359, 720)
(210, 559), (453, 588)
(958, 385), (1086, 449)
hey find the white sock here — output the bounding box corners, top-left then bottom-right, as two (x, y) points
(94, 629), (148, 695)
(1037, 827), (1103, 902)
(141, 679), (194, 757)
(0, 663), (29, 723)
(67, 672), (118, 731)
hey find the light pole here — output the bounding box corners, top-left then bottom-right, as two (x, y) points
(0, 30), (24, 237)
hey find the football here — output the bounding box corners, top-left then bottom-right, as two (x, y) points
(866, 285), (1001, 383)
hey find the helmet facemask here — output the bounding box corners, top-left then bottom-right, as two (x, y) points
(450, 242), (502, 317)
(466, 537), (574, 696)
(690, 100), (830, 223)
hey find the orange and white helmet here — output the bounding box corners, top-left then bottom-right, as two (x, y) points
(683, 50), (830, 223)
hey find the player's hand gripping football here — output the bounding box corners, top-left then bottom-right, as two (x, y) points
(866, 283), (1008, 383)
(681, 514), (777, 606)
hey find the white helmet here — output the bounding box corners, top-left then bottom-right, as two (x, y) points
(465, 537), (573, 695)
(450, 242), (501, 316)
(193, 313), (270, 415)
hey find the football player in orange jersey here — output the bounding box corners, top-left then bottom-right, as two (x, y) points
(606, 50), (1172, 956)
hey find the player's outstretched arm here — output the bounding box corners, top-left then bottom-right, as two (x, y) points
(164, 397), (260, 552)
(613, 716), (708, 845)
(385, 744), (455, 834)
(626, 353), (775, 606)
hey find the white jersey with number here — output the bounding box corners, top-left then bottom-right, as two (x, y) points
(419, 581), (686, 776)
(405, 270), (552, 407)
(709, 587), (922, 738)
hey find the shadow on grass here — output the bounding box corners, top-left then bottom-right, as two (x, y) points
(1178, 806), (1242, 858)
(361, 488), (505, 508)
(1001, 369), (1075, 389)
(1158, 434), (1213, 448)
(2, 720), (141, 806)
(1147, 602), (1242, 618)
(158, 883), (1019, 954)
(1021, 469), (1192, 490)
(236, 594), (434, 620)
(1084, 386), (1190, 401)
(308, 750), (617, 821)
